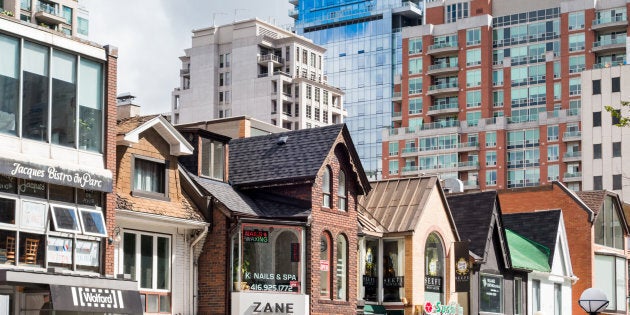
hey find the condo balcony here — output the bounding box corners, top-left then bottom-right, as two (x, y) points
(457, 161), (479, 171)
(258, 54), (284, 66)
(427, 41), (458, 56)
(563, 151), (582, 162)
(401, 165), (418, 176)
(591, 15), (628, 31)
(427, 102), (459, 116)
(392, 111), (402, 121)
(392, 1), (422, 18)
(562, 131), (581, 142)
(592, 36), (627, 53)
(289, 8), (298, 18)
(427, 62), (459, 76)
(401, 146), (418, 157)
(427, 82), (458, 96)
(563, 172), (582, 182)
(463, 180), (480, 190)
(457, 142), (479, 152)
(34, 2), (66, 25)
(392, 91), (402, 101)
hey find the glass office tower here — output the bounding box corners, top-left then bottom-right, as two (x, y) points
(292, 0), (422, 178)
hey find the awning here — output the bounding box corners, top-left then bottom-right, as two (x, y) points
(0, 270), (142, 314)
(505, 229), (551, 272)
(0, 153), (113, 192)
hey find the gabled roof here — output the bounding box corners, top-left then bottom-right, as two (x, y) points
(358, 177), (458, 237)
(503, 210), (561, 267)
(117, 115), (194, 156)
(447, 191), (505, 260)
(576, 190), (629, 233)
(189, 173), (311, 220)
(228, 124), (370, 193)
(505, 229), (551, 272)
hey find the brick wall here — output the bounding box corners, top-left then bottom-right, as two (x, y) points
(104, 45), (117, 276)
(498, 184), (593, 315)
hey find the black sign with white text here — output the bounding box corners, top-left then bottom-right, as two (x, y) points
(50, 285), (142, 314)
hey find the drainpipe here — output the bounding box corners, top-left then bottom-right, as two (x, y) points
(190, 225), (208, 315)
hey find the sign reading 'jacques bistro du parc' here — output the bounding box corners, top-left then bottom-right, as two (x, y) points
(0, 158), (112, 192)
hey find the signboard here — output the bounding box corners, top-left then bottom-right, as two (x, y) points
(0, 159), (112, 192)
(454, 241), (470, 292)
(425, 275), (442, 292)
(231, 292), (309, 315)
(47, 237), (73, 264)
(50, 285), (143, 314)
(423, 301), (462, 315)
(20, 200), (47, 232)
(243, 230), (269, 243)
(384, 276), (404, 288)
(320, 260), (329, 272)
(480, 275), (502, 313)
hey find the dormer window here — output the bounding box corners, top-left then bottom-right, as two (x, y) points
(338, 170), (347, 211)
(132, 156), (168, 200)
(322, 167), (331, 208)
(201, 138), (225, 181)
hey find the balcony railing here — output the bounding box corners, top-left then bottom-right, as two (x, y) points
(563, 131), (581, 140)
(258, 54), (284, 64)
(402, 147), (417, 154)
(428, 82), (458, 92)
(592, 15), (627, 26)
(563, 151), (582, 159)
(428, 62), (458, 71)
(38, 2), (57, 15)
(593, 36), (626, 49)
(428, 41), (458, 51)
(420, 120), (459, 130)
(428, 102), (458, 112)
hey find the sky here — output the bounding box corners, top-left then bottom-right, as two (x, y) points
(84, 0), (294, 115)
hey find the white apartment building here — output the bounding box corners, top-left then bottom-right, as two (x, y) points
(171, 18), (345, 130)
(1, 0), (89, 38)
(581, 64), (630, 201)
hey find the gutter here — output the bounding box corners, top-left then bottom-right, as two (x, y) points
(189, 225), (208, 315)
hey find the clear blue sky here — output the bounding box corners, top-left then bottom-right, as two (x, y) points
(85, 0), (293, 114)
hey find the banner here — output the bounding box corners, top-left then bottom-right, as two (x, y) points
(454, 241), (470, 292)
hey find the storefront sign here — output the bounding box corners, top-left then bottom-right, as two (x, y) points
(363, 275), (377, 287)
(244, 272), (299, 292)
(480, 275), (502, 313)
(47, 237), (73, 264)
(383, 276), (404, 288)
(425, 275), (442, 292)
(320, 260), (329, 271)
(243, 230), (269, 243)
(454, 241), (470, 292)
(231, 292), (309, 315)
(50, 285), (142, 314)
(424, 301), (461, 315)
(0, 159), (112, 192)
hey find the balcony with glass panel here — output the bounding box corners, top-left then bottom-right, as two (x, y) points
(427, 82), (458, 96)
(393, 91), (402, 101)
(592, 35), (627, 53)
(427, 62), (459, 76)
(563, 172), (582, 182)
(401, 146), (418, 157)
(392, 0), (422, 18)
(427, 101), (459, 116)
(563, 151), (581, 162)
(419, 120), (459, 131)
(458, 161), (479, 171)
(463, 180), (479, 190)
(34, 1), (66, 25)
(289, 8), (298, 18)
(457, 142), (479, 152)
(562, 131), (581, 142)
(392, 111), (402, 122)
(427, 37), (459, 56)
(401, 165), (419, 176)
(592, 12), (628, 31)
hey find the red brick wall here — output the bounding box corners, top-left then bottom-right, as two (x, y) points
(198, 204), (230, 314)
(498, 184), (593, 315)
(104, 45), (117, 276)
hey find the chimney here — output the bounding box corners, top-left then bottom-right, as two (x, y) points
(117, 92), (141, 120)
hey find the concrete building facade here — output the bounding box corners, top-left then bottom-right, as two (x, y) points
(384, 0), (630, 193)
(171, 18), (345, 131)
(1, 0), (89, 38)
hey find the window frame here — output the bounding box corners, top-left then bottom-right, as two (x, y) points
(337, 170), (347, 211)
(320, 232), (332, 299)
(50, 203), (81, 234)
(0, 194), (18, 229)
(122, 230), (172, 292)
(322, 166), (332, 208)
(78, 207), (107, 237)
(335, 234), (348, 301)
(131, 155), (169, 201)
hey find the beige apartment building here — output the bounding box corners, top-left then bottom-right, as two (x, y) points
(1, 0), (88, 38)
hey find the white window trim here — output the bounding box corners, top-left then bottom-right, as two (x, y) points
(50, 203), (81, 234)
(78, 207), (107, 237)
(122, 230), (172, 292)
(20, 198), (48, 234)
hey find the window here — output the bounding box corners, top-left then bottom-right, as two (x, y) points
(409, 78), (422, 94)
(569, 55), (585, 73)
(466, 111), (481, 127)
(595, 195), (624, 249)
(593, 79), (601, 95)
(493, 70), (503, 86)
(409, 98), (422, 114)
(493, 91), (504, 107)
(594, 176), (603, 190)
(466, 69), (481, 87)
(612, 109), (621, 126)
(569, 78), (581, 96)
(78, 58), (103, 152)
(133, 157), (167, 199)
(466, 28), (481, 45)
(486, 132), (496, 147)
(306, 85), (312, 99)
(532, 280), (541, 312)
(613, 174), (622, 190)
(0, 34), (19, 136)
(467, 90), (481, 108)
(336, 235), (347, 300)
(466, 49), (481, 66)
(547, 125), (559, 141)
(568, 34), (585, 51)
(389, 160), (399, 175)
(486, 170), (497, 186)
(594, 143), (602, 159)
(594, 255), (626, 312)
(548, 165), (559, 181)
(486, 151), (497, 166)
(79, 208), (107, 237)
(323, 90), (329, 105)
(613, 142), (621, 157)
(310, 52), (316, 67)
(320, 232), (332, 299)
(548, 145), (559, 161)
(322, 167), (331, 208)
(446, 2), (469, 23)
(568, 12), (585, 30)
(480, 274), (503, 313)
(219, 73), (224, 86)
(314, 88), (320, 102)
(337, 170), (347, 211)
(384, 239), (404, 302)
(408, 38), (422, 54)
(514, 278), (522, 315)
(200, 138), (224, 180)
(22, 41), (49, 142)
(77, 17), (88, 36)
(50, 204), (81, 233)
(593, 112), (602, 127)
(612, 77), (620, 92)
(362, 239), (379, 301)
(409, 58), (422, 74)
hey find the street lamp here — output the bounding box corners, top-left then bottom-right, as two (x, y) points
(578, 288), (609, 315)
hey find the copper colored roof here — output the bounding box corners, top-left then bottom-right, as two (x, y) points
(575, 190), (607, 214)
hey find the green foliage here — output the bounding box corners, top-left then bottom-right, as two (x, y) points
(0, 10), (14, 17)
(604, 101), (630, 127)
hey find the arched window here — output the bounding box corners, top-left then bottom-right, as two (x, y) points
(424, 233), (445, 302)
(337, 170), (347, 211)
(320, 232), (332, 299)
(336, 234), (347, 300)
(322, 167), (331, 208)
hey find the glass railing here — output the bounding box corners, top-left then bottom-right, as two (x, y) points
(564, 172), (582, 179)
(428, 40), (458, 51)
(564, 151), (582, 159)
(593, 61), (625, 69)
(393, 92), (402, 98)
(563, 131), (581, 138)
(420, 120), (459, 130)
(37, 2), (57, 15)
(593, 15), (627, 26)
(429, 82), (458, 91)
(402, 147), (417, 154)
(402, 166), (417, 173)
(458, 142), (479, 150)
(392, 111), (402, 118)
(458, 161), (479, 168)
(593, 36), (626, 48)
(428, 102), (458, 112)
(428, 62), (458, 71)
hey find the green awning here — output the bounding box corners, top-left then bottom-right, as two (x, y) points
(505, 229), (551, 272)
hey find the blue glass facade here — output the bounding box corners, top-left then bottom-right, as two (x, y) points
(294, 0), (421, 177)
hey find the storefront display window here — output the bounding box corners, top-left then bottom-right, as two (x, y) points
(232, 223), (304, 293)
(320, 232), (332, 298)
(336, 234), (347, 300)
(0, 197), (16, 225)
(383, 239), (404, 302)
(425, 233), (444, 302)
(480, 274), (503, 313)
(362, 239), (379, 302)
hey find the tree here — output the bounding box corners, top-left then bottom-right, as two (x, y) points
(604, 101), (630, 127)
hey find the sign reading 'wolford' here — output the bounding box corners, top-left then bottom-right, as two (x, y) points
(50, 285), (143, 314)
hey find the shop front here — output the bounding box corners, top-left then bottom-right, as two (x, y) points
(230, 221), (309, 315)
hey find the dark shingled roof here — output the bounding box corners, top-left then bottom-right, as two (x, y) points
(502, 210), (561, 267)
(447, 191), (498, 258)
(190, 174), (311, 220)
(228, 124), (369, 193)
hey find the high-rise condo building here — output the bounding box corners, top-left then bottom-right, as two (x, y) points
(292, 0), (423, 177)
(0, 0), (89, 38)
(385, 0), (629, 193)
(171, 18), (345, 130)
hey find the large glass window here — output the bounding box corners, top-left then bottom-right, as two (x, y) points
(594, 255), (626, 312)
(51, 50), (77, 147)
(408, 58), (422, 74)
(532, 279), (541, 312)
(336, 234), (347, 300)
(480, 274), (503, 313)
(594, 196), (624, 249)
(78, 59), (103, 152)
(424, 233), (444, 303)
(362, 239), (378, 301)
(322, 166), (331, 208)
(320, 232), (332, 298)
(383, 239), (404, 302)
(77, 17), (88, 36)
(22, 41), (49, 141)
(0, 34), (19, 136)
(200, 138), (224, 180)
(514, 277), (522, 315)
